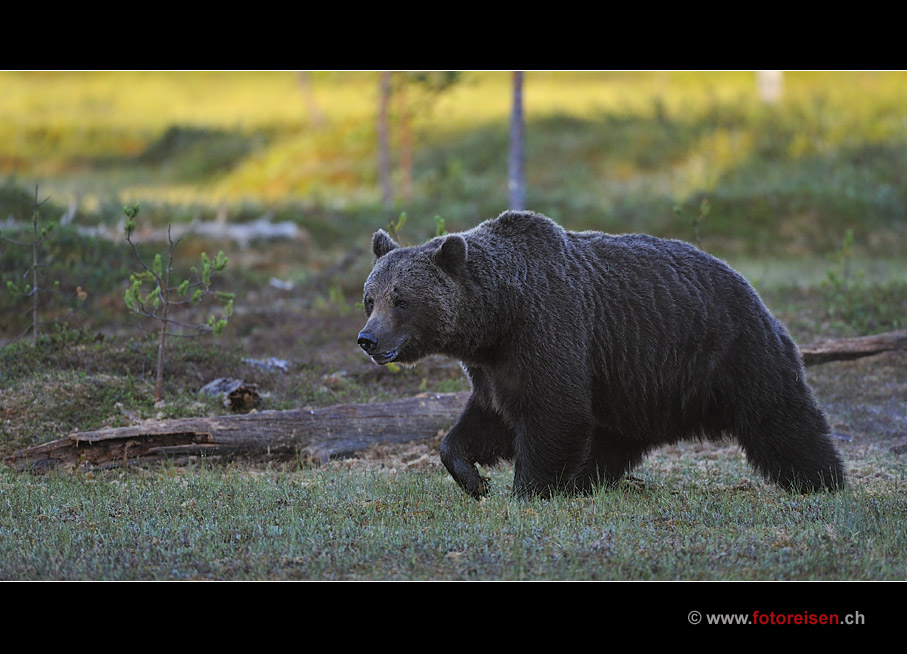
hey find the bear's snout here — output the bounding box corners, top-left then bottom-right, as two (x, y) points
(357, 331), (378, 355)
(357, 321), (408, 365)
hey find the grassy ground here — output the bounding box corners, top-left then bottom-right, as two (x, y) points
(1, 266), (904, 581)
(1, 71), (906, 581)
(2, 451), (905, 581)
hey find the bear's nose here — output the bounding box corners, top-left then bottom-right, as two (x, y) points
(357, 332), (378, 355)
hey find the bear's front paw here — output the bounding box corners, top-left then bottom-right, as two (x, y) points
(440, 442), (493, 499)
(460, 466), (490, 500)
(475, 472), (490, 498)
(444, 458), (490, 499)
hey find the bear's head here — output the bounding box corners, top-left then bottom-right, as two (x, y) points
(358, 229), (468, 365)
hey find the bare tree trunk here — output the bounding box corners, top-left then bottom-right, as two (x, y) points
(378, 71), (394, 209)
(397, 77), (413, 202)
(31, 185), (40, 345)
(154, 226), (177, 403)
(296, 71), (325, 128)
(508, 71), (526, 211)
(757, 70), (783, 104)
(154, 327), (167, 401)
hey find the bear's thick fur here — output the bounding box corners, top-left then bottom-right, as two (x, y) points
(358, 211), (845, 498)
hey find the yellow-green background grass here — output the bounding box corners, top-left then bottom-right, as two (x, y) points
(5, 70), (907, 208)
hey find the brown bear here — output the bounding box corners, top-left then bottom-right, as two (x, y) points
(358, 210), (845, 499)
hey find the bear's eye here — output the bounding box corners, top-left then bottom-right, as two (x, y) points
(394, 298), (408, 309)
(364, 298), (374, 315)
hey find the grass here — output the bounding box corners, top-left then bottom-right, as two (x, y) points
(1, 285), (904, 581)
(1, 71), (906, 581)
(3, 457), (904, 581)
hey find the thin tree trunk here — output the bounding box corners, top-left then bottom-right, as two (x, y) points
(397, 79), (413, 202)
(378, 71), (394, 209)
(296, 71), (326, 128)
(757, 70), (783, 104)
(155, 317), (167, 402)
(508, 71), (526, 211)
(31, 185), (39, 345)
(154, 226), (176, 402)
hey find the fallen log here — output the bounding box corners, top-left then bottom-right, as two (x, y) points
(6, 330), (904, 473)
(5, 392), (469, 473)
(798, 329), (907, 365)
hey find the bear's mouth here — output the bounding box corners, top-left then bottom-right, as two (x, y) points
(372, 350), (399, 365)
(371, 337), (409, 365)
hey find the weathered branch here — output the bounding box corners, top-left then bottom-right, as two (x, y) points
(5, 392), (469, 473)
(5, 331), (904, 474)
(798, 329), (907, 365)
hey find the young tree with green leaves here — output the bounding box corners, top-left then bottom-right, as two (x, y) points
(123, 203), (234, 402)
(1, 185), (55, 344)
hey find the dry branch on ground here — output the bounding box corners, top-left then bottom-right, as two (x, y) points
(5, 392), (468, 473)
(797, 329), (907, 365)
(6, 330), (905, 473)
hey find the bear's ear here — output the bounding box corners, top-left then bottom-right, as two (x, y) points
(372, 229), (399, 259)
(433, 234), (467, 275)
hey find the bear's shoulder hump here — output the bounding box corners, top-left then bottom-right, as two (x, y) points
(485, 210), (561, 237)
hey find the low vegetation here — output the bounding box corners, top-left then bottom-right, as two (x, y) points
(2, 453), (905, 581)
(1, 71), (905, 580)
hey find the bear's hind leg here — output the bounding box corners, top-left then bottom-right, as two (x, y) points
(587, 428), (652, 488)
(736, 397), (845, 492)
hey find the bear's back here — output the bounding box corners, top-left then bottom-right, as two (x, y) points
(470, 211), (746, 301)
(469, 211), (783, 368)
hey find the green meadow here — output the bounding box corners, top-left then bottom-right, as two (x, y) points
(0, 71), (905, 581)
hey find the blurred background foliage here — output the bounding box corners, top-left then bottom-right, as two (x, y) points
(1, 70), (905, 251)
(1, 70), (905, 340)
